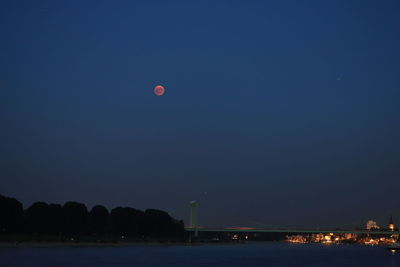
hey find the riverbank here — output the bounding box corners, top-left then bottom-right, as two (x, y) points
(0, 241), (193, 248)
(0, 239), (244, 248)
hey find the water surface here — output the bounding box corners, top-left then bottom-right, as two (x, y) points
(1, 243), (399, 267)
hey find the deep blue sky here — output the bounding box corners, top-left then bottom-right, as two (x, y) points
(1, 0), (400, 228)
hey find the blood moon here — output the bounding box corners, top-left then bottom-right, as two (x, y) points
(154, 85), (165, 96)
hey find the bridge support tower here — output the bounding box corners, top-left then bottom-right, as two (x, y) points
(190, 201), (199, 237)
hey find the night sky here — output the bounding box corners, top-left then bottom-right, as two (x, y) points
(1, 0), (400, 229)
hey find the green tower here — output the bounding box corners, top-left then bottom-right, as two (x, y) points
(190, 201), (199, 237)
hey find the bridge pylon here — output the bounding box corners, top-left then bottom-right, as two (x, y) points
(189, 201), (199, 237)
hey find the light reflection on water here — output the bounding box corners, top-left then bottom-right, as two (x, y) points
(0, 243), (399, 267)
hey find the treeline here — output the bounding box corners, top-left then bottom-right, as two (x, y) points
(0, 194), (185, 240)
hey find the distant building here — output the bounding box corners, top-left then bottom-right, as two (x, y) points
(389, 215), (395, 231)
(366, 220), (380, 230)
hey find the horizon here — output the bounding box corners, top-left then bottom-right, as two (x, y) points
(1, 191), (398, 231)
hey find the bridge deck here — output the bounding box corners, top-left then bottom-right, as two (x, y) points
(185, 228), (399, 235)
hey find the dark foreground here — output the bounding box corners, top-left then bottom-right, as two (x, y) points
(1, 242), (399, 267)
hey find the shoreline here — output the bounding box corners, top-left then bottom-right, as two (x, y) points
(0, 240), (245, 248)
(0, 241), (393, 248)
(0, 241), (192, 248)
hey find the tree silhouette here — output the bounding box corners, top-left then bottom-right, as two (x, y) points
(0, 194), (186, 240)
(47, 203), (63, 234)
(144, 209), (185, 237)
(0, 195), (23, 233)
(26, 202), (50, 234)
(110, 207), (144, 237)
(89, 205), (109, 234)
(63, 201), (88, 235)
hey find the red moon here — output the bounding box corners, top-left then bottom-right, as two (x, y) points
(154, 85), (165, 96)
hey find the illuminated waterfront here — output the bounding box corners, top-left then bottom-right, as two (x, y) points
(286, 233), (398, 245)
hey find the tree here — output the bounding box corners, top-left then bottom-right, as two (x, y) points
(144, 209), (185, 237)
(89, 205), (109, 234)
(110, 207), (144, 237)
(0, 195), (23, 233)
(47, 204), (63, 234)
(63, 201), (88, 235)
(0, 194), (186, 240)
(26, 202), (50, 234)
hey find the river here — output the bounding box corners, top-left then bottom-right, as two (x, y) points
(0, 242), (399, 267)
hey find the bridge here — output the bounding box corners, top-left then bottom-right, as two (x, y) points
(186, 201), (399, 237)
(185, 227), (399, 236)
